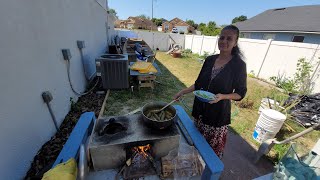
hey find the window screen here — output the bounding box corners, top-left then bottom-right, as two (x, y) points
(292, 36), (304, 42)
(263, 34), (275, 40)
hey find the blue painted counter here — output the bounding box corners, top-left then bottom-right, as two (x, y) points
(52, 106), (224, 179)
(174, 105), (224, 179)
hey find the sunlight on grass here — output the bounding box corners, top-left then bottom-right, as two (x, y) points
(104, 52), (199, 116)
(155, 52), (203, 87)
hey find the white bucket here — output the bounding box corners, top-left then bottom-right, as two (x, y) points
(253, 109), (286, 143)
(258, 98), (279, 114)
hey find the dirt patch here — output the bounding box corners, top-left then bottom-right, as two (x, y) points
(24, 79), (105, 179)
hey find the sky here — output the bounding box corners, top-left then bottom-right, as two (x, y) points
(108, 0), (320, 25)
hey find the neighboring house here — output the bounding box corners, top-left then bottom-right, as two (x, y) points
(115, 17), (157, 30)
(162, 21), (173, 32)
(162, 17), (195, 33)
(114, 20), (125, 28)
(235, 5), (320, 44)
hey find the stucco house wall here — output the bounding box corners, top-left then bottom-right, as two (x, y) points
(0, 0), (109, 179)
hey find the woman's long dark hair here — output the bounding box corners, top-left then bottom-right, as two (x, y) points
(221, 25), (243, 58)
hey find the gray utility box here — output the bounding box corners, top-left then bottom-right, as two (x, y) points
(95, 54), (129, 89)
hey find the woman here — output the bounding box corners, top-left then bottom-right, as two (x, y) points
(174, 25), (247, 158)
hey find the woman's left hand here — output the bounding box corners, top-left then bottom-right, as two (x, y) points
(209, 93), (225, 104)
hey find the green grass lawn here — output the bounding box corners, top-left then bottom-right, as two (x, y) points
(104, 51), (320, 162)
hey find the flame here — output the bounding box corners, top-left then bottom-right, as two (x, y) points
(133, 144), (151, 158)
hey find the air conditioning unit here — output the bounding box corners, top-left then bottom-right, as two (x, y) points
(95, 54), (129, 89)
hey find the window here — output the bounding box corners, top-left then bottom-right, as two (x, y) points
(242, 33), (251, 38)
(274, 8), (286, 11)
(292, 35), (304, 42)
(165, 24), (169, 31)
(263, 33), (275, 40)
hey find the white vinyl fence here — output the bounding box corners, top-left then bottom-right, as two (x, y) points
(115, 30), (320, 93)
(185, 35), (320, 93)
(115, 29), (185, 51)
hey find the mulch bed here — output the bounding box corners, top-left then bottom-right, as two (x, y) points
(25, 80), (105, 179)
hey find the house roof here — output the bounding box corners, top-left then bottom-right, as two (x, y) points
(169, 17), (185, 25)
(235, 5), (320, 33)
(127, 17), (142, 24)
(114, 20), (122, 26)
(176, 21), (190, 27)
(166, 17), (192, 28)
(127, 16), (156, 27)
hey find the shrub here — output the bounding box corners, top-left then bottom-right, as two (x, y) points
(200, 51), (211, 59)
(181, 49), (192, 58)
(248, 70), (256, 78)
(294, 58), (314, 95)
(269, 58), (314, 95)
(269, 73), (297, 94)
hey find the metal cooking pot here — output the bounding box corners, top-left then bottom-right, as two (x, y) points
(142, 102), (177, 130)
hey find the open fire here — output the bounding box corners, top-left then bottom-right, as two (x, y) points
(132, 144), (151, 159)
(121, 144), (159, 179)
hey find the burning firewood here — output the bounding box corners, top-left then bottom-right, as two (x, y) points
(121, 144), (160, 179)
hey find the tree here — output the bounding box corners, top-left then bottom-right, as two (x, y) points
(232, 15), (247, 24)
(186, 19), (199, 30)
(151, 18), (163, 26)
(207, 21), (217, 30)
(197, 21), (220, 36)
(186, 20), (195, 27)
(198, 23), (206, 31)
(109, 8), (118, 18)
(212, 28), (222, 36)
(137, 14), (150, 19)
(193, 23), (198, 30)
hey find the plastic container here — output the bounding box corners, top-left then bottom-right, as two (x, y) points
(253, 109), (286, 143)
(193, 90), (216, 103)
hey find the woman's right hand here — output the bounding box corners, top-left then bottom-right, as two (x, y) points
(173, 85), (194, 101)
(173, 91), (184, 101)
